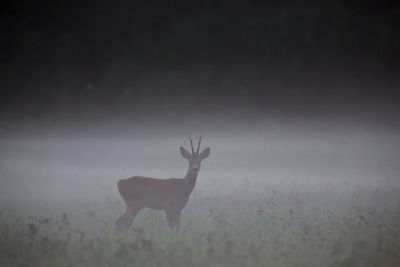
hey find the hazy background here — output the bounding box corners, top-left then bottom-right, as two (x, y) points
(1, 116), (399, 206)
(1, 0), (399, 205)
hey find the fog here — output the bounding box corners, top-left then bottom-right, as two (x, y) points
(1, 113), (398, 206)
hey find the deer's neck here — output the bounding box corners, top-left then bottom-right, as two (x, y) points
(183, 169), (198, 196)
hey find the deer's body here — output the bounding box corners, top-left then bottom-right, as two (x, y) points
(115, 137), (209, 231)
(117, 174), (197, 210)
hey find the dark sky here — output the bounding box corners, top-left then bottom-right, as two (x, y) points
(1, 0), (399, 117)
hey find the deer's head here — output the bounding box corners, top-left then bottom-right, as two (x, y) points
(180, 136), (210, 175)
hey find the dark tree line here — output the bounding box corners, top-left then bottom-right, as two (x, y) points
(1, 0), (399, 114)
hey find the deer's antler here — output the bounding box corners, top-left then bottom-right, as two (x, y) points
(196, 135), (202, 155)
(189, 135), (195, 155)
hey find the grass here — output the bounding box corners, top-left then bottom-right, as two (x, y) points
(1, 184), (399, 267)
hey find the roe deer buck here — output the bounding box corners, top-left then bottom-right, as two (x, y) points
(115, 136), (210, 231)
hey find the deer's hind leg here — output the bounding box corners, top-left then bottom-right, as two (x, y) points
(115, 205), (141, 232)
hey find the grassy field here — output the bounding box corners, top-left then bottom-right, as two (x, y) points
(1, 186), (400, 267)
(1, 119), (399, 266)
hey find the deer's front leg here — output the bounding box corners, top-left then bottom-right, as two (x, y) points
(174, 210), (182, 230)
(165, 209), (174, 229)
(165, 209), (181, 230)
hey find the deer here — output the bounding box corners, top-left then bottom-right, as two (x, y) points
(115, 136), (210, 231)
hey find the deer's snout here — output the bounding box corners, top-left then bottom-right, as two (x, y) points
(191, 165), (199, 172)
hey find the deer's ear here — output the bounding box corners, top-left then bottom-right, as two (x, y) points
(199, 147), (210, 160)
(180, 146), (191, 159)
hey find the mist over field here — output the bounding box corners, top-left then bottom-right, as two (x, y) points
(1, 112), (399, 212)
(1, 113), (399, 205)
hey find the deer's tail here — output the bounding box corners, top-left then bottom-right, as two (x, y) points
(117, 179), (124, 195)
(117, 179), (132, 205)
